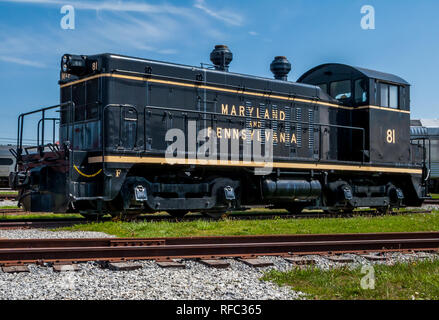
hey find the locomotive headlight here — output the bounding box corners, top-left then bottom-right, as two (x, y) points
(60, 54), (87, 75)
(61, 54), (70, 71)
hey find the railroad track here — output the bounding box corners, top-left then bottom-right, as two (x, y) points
(0, 218), (89, 229)
(424, 199), (439, 205)
(0, 209), (433, 229)
(0, 208), (25, 215)
(0, 232), (438, 265)
(0, 193), (18, 201)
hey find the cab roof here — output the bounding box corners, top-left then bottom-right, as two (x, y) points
(298, 63), (410, 86)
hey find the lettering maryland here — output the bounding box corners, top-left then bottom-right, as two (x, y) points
(217, 103), (298, 145)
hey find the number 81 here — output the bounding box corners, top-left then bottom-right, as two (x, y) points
(386, 129), (396, 144)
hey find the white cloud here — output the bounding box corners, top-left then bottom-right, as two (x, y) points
(0, 55), (45, 68)
(15, 0), (246, 25)
(5, 0), (197, 19)
(194, 0), (244, 26)
(0, 0), (243, 68)
(249, 31), (258, 36)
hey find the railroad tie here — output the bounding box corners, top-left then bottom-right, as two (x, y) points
(284, 257), (316, 265)
(2, 265), (29, 273)
(325, 256), (354, 263)
(156, 260), (186, 269)
(360, 254), (387, 261)
(107, 262), (142, 271)
(198, 259), (230, 269)
(237, 258), (274, 268)
(52, 264), (80, 272)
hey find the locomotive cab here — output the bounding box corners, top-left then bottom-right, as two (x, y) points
(298, 64), (412, 165)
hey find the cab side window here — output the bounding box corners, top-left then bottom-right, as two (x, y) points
(389, 85), (398, 108)
(380, 83), (399, 109)
(354, 79), (368, 104)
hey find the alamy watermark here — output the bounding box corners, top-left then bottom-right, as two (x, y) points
(60, 5), (75, 30)
(360, 265), (375, 290)
(58, 265), (77, 290)
(361, 5), (375, 30)
(164, 121), (274, 175)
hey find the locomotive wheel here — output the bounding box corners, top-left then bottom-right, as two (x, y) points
(167, 210), (189, 218)
(77, 200), (106, 220)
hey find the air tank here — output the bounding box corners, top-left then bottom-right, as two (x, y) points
(262, 179), (321, 200)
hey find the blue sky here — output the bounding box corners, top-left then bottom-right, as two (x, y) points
(0, 0), (438, 143)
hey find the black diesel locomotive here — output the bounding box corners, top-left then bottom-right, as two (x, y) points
(9, 45), (429, 218)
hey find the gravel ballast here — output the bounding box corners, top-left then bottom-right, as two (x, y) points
(0, 259), (304, 300)
(0, 229), (302, 300)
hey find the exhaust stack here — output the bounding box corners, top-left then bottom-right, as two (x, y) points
(210, 45), (233, 72)
(270, 56), (291, 81)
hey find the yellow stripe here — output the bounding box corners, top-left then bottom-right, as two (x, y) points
(73, 164), (102, 178)
(88, 156), (422, 175)
(60, 73), (105, 88)
(357, 105), (411, 114)
(60, 73), (410, 114)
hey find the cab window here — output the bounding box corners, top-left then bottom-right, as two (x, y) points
(389, 85), (398, 108)
(354, 79), (368, 104)
(317, 83), (328, 94)
(330, 80), (351, 100)
(380, 83), (399, 109)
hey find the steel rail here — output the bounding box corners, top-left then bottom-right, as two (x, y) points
(0, 194), (18, 200)
(0, 208), (23, 215)
(0, 232), (438, 265)
(424, 199), (439, 205)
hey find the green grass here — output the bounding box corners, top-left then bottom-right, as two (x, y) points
(60, 211), (439, 238)
(262, 259), (439, 300)
(0, 213), (82, 220)
(0, 205), (20, 209)
(430, 193), (439, 200)
(0, 191), (17, 195)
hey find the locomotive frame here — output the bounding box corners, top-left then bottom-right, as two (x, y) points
(9, 47), (429, 218)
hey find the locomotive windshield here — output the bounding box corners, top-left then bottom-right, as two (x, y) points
(330, 80), (352, 101)
(298, 64), (410, 110)
(317, 78), (368, 106)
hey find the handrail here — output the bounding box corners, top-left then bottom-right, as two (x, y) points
(142, 105), (367, 163)
(143, 105), (366, 134)
(17, 101), (73, 149)
(410, 136), (431, 192)
(37, 117), (59, 147)
(15, 101), (74, 168)
(101, 104), (367, 165)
